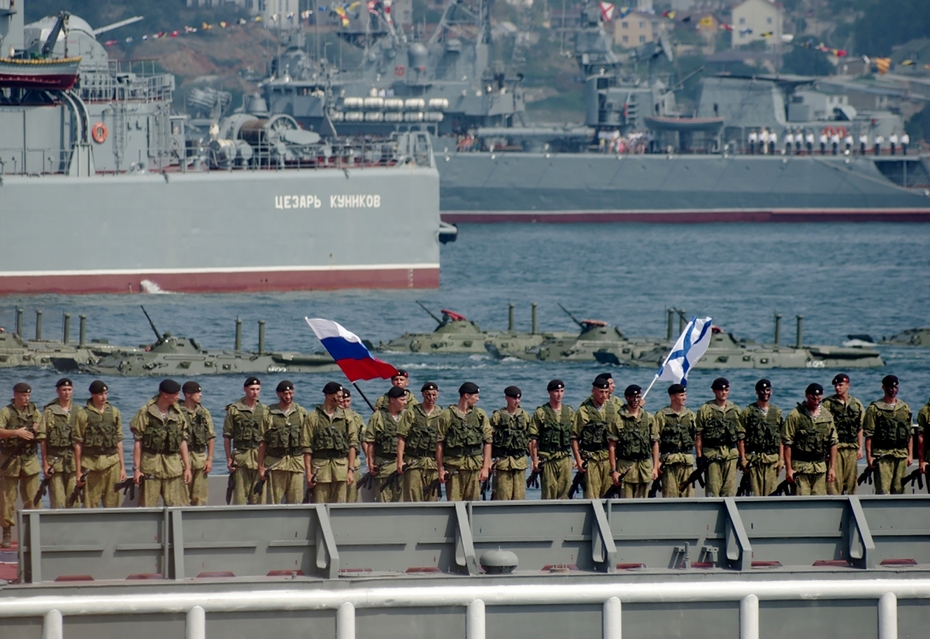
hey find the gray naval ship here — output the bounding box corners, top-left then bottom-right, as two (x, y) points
(0, 1), (442, 296)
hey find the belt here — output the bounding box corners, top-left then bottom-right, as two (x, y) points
(82, 446), (118, 456)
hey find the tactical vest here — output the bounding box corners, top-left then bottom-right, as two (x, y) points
(578, 402), (612, 453)
(790, 405), (831, 462)
(373, 409), (401, 459)
(187, 407), (211, 453)
(265, 406), (304, 457)
(404, 407), (439, 458)
(1, 403), (39, 458)
(537, 404), (572, 454)
(871, 406), (911, 451)
(492, 409), (529, 458)
(311, 409), (350, 456)
(81, 403), (120, 454)
(443, 407), (484, 457)
(700, 404), (739, 448)
(228, 403), (264, 450)
(615, 412), (652, 461)
(823, 397), (861, 445)
(743, 405), (782, 455)
(141, 409), (183, 455)
(44, 402), (75, 451)
(658, 410), (695, 455)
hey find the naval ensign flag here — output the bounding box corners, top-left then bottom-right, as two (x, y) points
(642, 316), (713, 398)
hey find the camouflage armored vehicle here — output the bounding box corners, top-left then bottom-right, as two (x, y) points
(51, 307), (337, 377)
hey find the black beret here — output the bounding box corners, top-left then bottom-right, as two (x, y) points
(504, 385), (522, 398)
(547, 379), (565, 392)
(243, 376), (261, 387)
(159, 379), (182, 394)
(832, 373), (850, 385)
(182, 381), (202, 395)
(55, 378), (73, 388)
(322, 381), (344, 395)
(421, 382), (438, 392)
(594, 372), (613, 382)
(624, 384), (642, 397)
(12, 382), (31, 393)
(668, 383), (686, 395)
(340, 388), (351, 398)
(276, 380), (295, 393)
(592, 379), (610, 390)
(711, 377), (730, 390)
(805, 383), (824, 396)
(393, 369), (409, 378)
(386, 386), (407, 399)
(882, 375), (899, 387)
(459, 382), (480, 395)
(755, 379), (772, 391)
(89, 380), (108, 394)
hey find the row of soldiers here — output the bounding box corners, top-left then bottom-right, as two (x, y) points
(1, 370), (928, 547)
(747, 128), (911, 156)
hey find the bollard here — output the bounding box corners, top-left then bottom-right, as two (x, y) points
(467, 600), (486, 639)
(35, 310), (43, 341)
(878, 592), (897, 639)
(63, 314), (71, 344)
(336, 602), (356, 639)
(235, 318), (242, 351)
(603, 597), (621, 639)
(42, 609), (63, 639)
(186, 606), (205, 639)
(532, 303), (538, 335)
(740, 594), (759, 639)
(79, 315), (87, 347)
(258, 320), (266, 355)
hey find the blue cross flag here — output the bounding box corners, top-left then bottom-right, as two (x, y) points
(655, 316), (714, 385)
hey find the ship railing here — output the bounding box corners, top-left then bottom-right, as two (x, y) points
(78, 64), (175, 103)
(0, 148), (73, 175)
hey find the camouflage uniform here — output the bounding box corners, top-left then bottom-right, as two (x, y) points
(919, 400), (930, 493)
(180, 403), (215, 506)
(784, 404), (838, 496)
(863, 399), (913, 495)
(40, 400), (78, 508)
(696, 401), (744, 497)
(306, 405), (358, 503)
(260, 402), (310, 504)
(0, 401), (44, 529)
(822, 394), (864, 495)
(343, 408), (365, 503)
(364, 408), (405, 502)
(611, 407), (657, 499)
(437, 405), (492, 501)
(223, 399), (266, 505)
(529, 403), (575, 500)
(73, 401), (123, 508)
(490, 406), (531, 500)
(655, 406), (697, 498)
(130, 399), (190, 507)
(572, 398), (618, 500)
(396, 404), (441, 502)
(740, 402), (783, 497)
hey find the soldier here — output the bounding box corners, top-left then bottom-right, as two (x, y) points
(306, 382), (358, 503)
(39, 379), (78, 509)
(572, 377), (618, 500)
(655, 383), (697, 498)
(859, 131), (868, 155)
(0, 382), (43, 548)
(73, 381), (125, 508)
(365, 386), (407, 502)
(740, 379), (784, 497)
(436, 382), (492, 501)
(784, 129), (794, 155)
(805, 129), (815, 155)
(696, 378), (745, 497)
(396, 382), (442, 502)
(822, 373), (864, 495)
(258, 381), (310, 504)
(863, 375), (913, 495)
(748, 129), (757, 155)
(919, 393), (929, 488)
(339, 389), (366, 503)
(783, 383), (838, 496)
(490, 386), (531, 501)
(529, 380), (575, 500)
(609, 385), (658, 499)
(901, 131), (910, 155)
(593, 372), (622, 410)
(129, 380), (191, 506)
(180, 381), (215, 506)
(374, 369), (419, 411)
(874, 133), (884, 156)
(223, 377), (265, 505)
(889, 131), (898, 155)
(819, 130), (828, 155)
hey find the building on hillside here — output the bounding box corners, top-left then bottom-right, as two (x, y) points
(613, 11), (666, 48)
(731, 0), (783, 49)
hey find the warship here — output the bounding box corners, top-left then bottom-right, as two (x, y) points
(50, 307), (337, 377)
(846, 329), (930, 348)
(0, 1), (442, 296)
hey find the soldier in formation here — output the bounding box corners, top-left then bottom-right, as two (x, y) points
(822, 374), (863, 495)
(489, 386), (531, 501)
(306, 382), (359, 503)
(181, 382), (215, 506)
(258, 381), (310, 504)
(655, 384), (696, 498)
(223, 377), (265, 505)
(572, 378), (617, 499)
(783, 384), (838, 495)
(528, 380), (574, 500)
(396, 382), (442, 502)
(695, 378), (745, 497)
(40, 379), (78, 509)
(740, 379), (783, 498)
(365, 386), (407, 502)
(609, 385), (658, 499)
(0, 383), (42, 547)
(74, 381), (125, 508)
(436, 382), (492, 501)
(340, 389), (366, 503)
(863, 375), (912, 494)
(130, 379), (192, 507)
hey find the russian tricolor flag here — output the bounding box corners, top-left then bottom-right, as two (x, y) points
(305, 318), (398, 382)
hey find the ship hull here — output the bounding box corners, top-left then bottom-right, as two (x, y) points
(0, 165), (441, 295)
(436, 152), (930, 223)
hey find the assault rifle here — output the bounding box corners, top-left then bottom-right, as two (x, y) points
(225, 462), (238, 504)
(302, 472), (318, 503)
(114, 477), (136, 502)
(679, 457), (709, 493)
(857, 464), (875, 486)
(357, 471), (376, 491)
(379, 469), (402, 495)
(736, 471), (752, 497)
(602, 466), (630, 499)
(67, 471), (89, 507)
(33, 467), (55, 508)
(425, 469), (456, 500)
(902, 467), (925, 491)
(526, 460), (544, 489)
(480, 471), (492, 501)
(769, 477), (796, 497)
(648, 474), (662, 498)
(568, 462), (588, 498)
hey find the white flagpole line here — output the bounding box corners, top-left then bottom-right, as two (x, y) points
(641, 374), (660, 401)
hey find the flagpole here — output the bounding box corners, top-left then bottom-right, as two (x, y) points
(352, 382), (376, 412)
(641, 374), (660, 401)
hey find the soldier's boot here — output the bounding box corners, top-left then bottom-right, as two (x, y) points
(1, 527), (11, 548)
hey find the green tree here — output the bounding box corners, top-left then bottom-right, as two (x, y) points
(854, 0), (930, 55)
(781, 45), (831, 76)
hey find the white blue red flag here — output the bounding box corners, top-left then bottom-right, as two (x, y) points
(655, 316), (713, 385)
(305, 318), (398, 382)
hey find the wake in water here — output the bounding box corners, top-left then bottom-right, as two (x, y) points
(139, 280), (174, 294)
